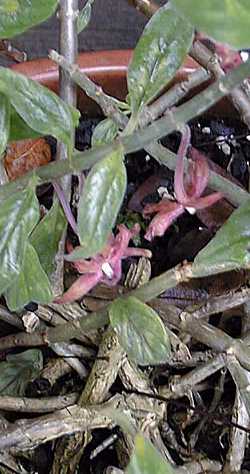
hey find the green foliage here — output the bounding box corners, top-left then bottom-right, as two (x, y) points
(91, 118), (119, 147)
(0, 186), (39, 295)
(9, 107), (41, 141)
(69, 147), (127, 260)
(0, 0), (59, 39)
(127, 2), (194, 116)
(0, 349), (43, 396)
(30, 200), (67, 277)
(109, 296), (171, 366)
(0, 94), (10, 156)
(172, 0), (250, 49)
(126, 434), (174, 474)
(4, 242), (52, 311)
(0, 67), (80, 149)
(193, 200), (250, 277)
(77, 0), (95, 34)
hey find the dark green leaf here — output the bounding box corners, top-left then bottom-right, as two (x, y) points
(0, 94), (10, 156)
(127, 2), (194, 115)
(77, 0), (94, 34)
(0, 67), (80, 148)
(30, 200), (67, 277)
(91, 118), (119, 147)
(10, 106), (41, 141)
(0, 0), (59, 39)
(0, 349), (43, 396)
(4, 242), (52, 311)
(0, 186), (39, 294)
(172, 0), (250, 49)
(193, 199), (250, 277)
(109, 296), (171, 366)
(69, 147), (127, 260)
(126, 434), (174, 474)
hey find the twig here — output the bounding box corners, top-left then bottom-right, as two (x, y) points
(0, 393), (78, 413)
(51, 0), (78, 296)
(225, 389), (249, 472)
(173, 458), (222, 473)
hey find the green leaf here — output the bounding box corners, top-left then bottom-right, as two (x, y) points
(193, 199), (250, 278)
(30, 200), (67, 277)
(77, 0), (94, 34)
(109, 296), (171, 366)
(0, 0), (59, 39)
(4, 242), (52, 311)
(0, 94), (10, 156)
(127, 2), (194, 115)
(126, 434), (174, 474)
(69, 147), (127, 260)
(172, 0), (250, 49)
(91, 118), (119, 147)
(9, 106), (41, 141)
(0, 67), (80, 148)
(0, 186), (39, 294)
(0, 349), (43, 396)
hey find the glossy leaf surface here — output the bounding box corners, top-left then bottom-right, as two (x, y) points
(77, 0), (94, 33)
(109, 296), (171, 366)
(10, 107), (41, 141)
(0, 67), (80, 148)
(0, 0), (58, 39)
(0, 186), (39, 294)
(172, 0), (250, 49)
(193, 199), (250, 277)
(91, 118), (119, 147)
(76, 147), (127, 259)
(127, 2), (193, 114)
(5, 242), (52, 311)
(30, 200), (67, 277)
(0, 349), (43, 396)
(126, 434), (174, 474)
(0, 93), (10, 156)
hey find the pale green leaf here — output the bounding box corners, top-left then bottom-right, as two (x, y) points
(91, 118), (119, 147)
(0, 349), (43, 396)
(126, 434), (174, 474)
(0, 94), (10, 156)
(77, 0), (94, 34)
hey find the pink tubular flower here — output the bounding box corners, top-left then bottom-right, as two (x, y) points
(143, 126), (223, 241)
(54, 224), (152, 304)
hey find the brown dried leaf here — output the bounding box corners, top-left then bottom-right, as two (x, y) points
(4, 138), (51, 180)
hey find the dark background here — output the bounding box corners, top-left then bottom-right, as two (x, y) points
(6, 0), (164, 61)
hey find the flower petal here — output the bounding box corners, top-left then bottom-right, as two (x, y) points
(143, 199), (179, 217)
(174, 126), (191, 203)
(54, 272), (102, 304)
(144, 205), (184, 241)
(188, 192), (223, 210)
(188, 147), (210, 197)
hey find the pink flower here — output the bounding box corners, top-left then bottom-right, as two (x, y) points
(143, 127), (223, 241)
(54, 224), (152, 304)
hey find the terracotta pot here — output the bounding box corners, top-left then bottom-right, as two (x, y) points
(11, 49), (214, 115)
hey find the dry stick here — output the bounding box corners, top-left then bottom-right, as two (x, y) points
(0, 393), (78, 414)
(49, 50), (250, 207)
(51, 0), (78, 296)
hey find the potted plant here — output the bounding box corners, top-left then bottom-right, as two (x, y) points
(0, 1), (250, 473)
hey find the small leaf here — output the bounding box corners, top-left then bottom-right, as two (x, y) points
(127, 2), (194, 115)
(0, 67), (80, 148)
(74, 147), (127, 259)
(0, 0), (59, 39)
(91, 118), (119, 147)
(9, 107), (41, 141)
(0, 187), (39, 294)
(172, 0), (250, 49)
(109, 296), (171, 366)
(30, 200), (67, 277)
(77, 0), (94, 34)
(0, 93), (10, 156)
(126, 434), (174, 474)
(193, 199), (250, 277)
(4, 242), (52, 311)
(0, 349), (43, 396)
